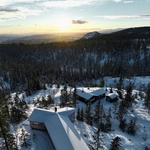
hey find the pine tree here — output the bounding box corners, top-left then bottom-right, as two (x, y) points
(99, 78), (104, 87)
(0, 111), (10, 150)
(110, 136), (121, 150)
(113, 101), (118, 119)
(47, 95), (54, 105)
(85, 102), (92, 125)
(0, 89), (17, 150)
(80, 107), (84, 122)
(14, 93), (20, 106)
(124, 83), (134, 108)
(94, 100), (101, 125)
(105, 115), (112, 132)
(20, 129), (30, 148)
(93, 129), (104, 150)
(72, 86), (77, 107)
(119, 118), (127, 132)
(10, 106), (27, 123)
(76, 107), (81, 121)
(60, 85), (69, 107)
(144, 84), (150, 113)
(127, 118), (136, 135)
(6, 133), (18, 150)
(117, 100), (127, 121)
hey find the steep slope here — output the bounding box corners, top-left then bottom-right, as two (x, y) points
(82, 31), (100, 39)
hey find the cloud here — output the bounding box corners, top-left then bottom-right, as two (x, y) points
(72, 20), (89, 24)
(124, 0), (134, 3)
(0, 7), (20, 12)
(41, 0), (99, 8)
(113, 0), (134, 3)
(0, 7), (41, 22)
(113, 0), (122, 2)
(95, 15), (150, 20)
(0, 0), (100, 7)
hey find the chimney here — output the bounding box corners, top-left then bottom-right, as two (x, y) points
(54, 107), (57, 112)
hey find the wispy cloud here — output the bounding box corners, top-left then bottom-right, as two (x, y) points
(95, 15), (150, 20)
(124, 1), (134, 3)
(113, 0), (122, 2)
(72, 20), (89, 24)
(0, 0), (100, 22)
(113, 0), (134, 3)
(40, 0), (100, 8)
(0, 7), (20, 12)
(0, 7), (41, 22)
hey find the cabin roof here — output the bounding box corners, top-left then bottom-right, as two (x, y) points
(76, 87), (106, 100)
(107, 93), (118, 99)
(28, 108), (89, 150)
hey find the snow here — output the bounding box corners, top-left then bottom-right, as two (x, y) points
(6, 76), (150, 150)
(107, 93), (118, 99)
(76, 87), (106, 100)
(28, 107), (89, 150)
(102, 76), (150, 90)
(83, 31), (99, 39)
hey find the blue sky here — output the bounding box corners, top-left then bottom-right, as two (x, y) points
(0, 0), (150, 34)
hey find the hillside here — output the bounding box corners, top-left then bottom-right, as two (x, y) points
(0, 76), (149, 149)
(0, 27), (150, 92)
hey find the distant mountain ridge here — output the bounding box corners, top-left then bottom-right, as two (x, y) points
(82, 27), (150, 40)
(82, 31), (100, 39)
(0, 26), (150, 44)
(0, 33), (84, 44)
(111, 26), (150, 35)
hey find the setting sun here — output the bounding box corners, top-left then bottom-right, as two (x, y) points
(56, 18), (71, 31)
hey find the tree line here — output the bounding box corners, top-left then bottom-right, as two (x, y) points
(0, 32), (150, 94)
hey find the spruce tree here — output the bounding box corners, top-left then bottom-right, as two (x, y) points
(99, 78), (104, 87)
(0, 90), (17, 150)
(105, 115), (112, 132)
(20, 129), (30, 148)
(119, 118), (127, 132)
(127, 118), (136, 135)
(117, 100), (127, 121)
(85, 101), (92, 125)
(144, 84), (150, 113)
(76, 107), (81, 121)
(110, 136), (121, 150)
(93, 129), (104, 150)
(72, 86), (77, 107)
(80, 107), (84, 122)
(47, 95), (54, 105)
(124, 83), (134, 108)
(94, 100), (100, 125)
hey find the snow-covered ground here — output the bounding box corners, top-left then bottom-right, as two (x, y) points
(9, 76), (150, 149)
(101, 76), (150, 90)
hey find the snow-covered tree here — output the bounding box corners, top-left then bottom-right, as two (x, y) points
(20, 129), (30, 148)
(92, 129), (105, 150)
(127, 118), (136, 135)
(144, 84), (150, 113)
(110, 136), (121, 150)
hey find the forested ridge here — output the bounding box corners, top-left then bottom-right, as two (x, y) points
(0, 27), (150, 93)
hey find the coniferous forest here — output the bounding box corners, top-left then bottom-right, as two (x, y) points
(0, 27), (150, 93)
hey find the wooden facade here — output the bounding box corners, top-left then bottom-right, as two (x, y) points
(30, 121), (46, 130)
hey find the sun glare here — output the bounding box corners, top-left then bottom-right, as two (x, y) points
(56, 18), (71, 31)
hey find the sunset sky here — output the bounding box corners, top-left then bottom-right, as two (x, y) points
(0, 0), (150, 34)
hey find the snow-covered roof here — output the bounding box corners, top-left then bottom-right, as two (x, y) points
(76, 87), (106, 100)
(107, 93), (117, 99)
(28, 108), (89, 150)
